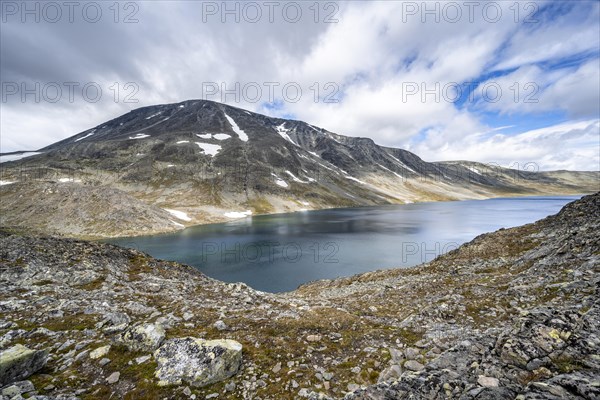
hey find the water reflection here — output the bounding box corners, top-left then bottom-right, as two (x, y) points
(107, 196), (580, 293)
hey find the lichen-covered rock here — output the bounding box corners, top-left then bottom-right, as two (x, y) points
(115, 323), (164, 352)
(0, 344), (48, 385)
(1, 380), (34, 398)
(153, 337), (242, 387)
(89, 345), (111, 360)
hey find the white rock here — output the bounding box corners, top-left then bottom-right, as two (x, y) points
(477, 375), (500, 387)
(89, 345), (111, 360)
(214, 320), (227, 331)
(106, 371), (120, 384)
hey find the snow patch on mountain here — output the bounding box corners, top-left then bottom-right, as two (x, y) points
(75, 130), (96, 142)
(146, 112), (161, 120)
(468, 166), (481, 175)
(164, 209), (192, 222)
(271, 173), (289, 188)
(285, 170), (311, 183)
(345, 175), (367, 185)
(224, 113), (248, 142)
(276, 123), (297, 146)
(195, 142), (221, 156)
(0, 152), (43, 163)
(377, 163), (404, 179)
(129, 133), (150, 140)
(389, 155), (417, 173)
(224, 210), (253, 218)
(58, 178), (82, 183)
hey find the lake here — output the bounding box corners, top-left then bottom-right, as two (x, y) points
(107, 195), (581, 293)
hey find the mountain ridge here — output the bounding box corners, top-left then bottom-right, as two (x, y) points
(1, 99), (598, 238)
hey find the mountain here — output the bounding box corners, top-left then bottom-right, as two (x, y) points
(1, 100), (598, 238)
(1, 193), (598, 399)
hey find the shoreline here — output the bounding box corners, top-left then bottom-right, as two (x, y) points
(95, 190), (588, 242)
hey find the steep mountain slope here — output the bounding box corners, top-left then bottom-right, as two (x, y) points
(0, 193), (598, 399)
(1, 100), (597, 238)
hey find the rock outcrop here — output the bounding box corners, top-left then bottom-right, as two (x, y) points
(0, 345), (48, 386)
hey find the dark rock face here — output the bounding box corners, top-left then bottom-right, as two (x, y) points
(29, 100), (599, 195)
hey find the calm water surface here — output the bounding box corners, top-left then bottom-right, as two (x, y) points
(107, 196), (580, 292)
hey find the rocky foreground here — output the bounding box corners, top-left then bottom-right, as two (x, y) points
(0, 193), (598, 399)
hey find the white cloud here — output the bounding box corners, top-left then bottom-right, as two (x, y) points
(409, 119), (600, 171)
(471, 60), (600, 118)
(1, 1), (598, 173)
(493, 3), (600, 70)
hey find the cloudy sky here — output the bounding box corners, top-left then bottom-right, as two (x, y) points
(1, 0), (599, 170)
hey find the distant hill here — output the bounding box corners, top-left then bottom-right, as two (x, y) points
(1, 100), (598, 238)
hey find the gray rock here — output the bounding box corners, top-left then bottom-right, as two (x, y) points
(99, 358), (111, 366)
(89, 345), (111, 360)
(115, 323), (165, 352)
(0, 345), (48, 386)
(377, 364), (402, 382)
(306, 335), (321, 342)
(404, 347), (420, 360)
(272, 362), (282, 373)
(2, 385), (21, 398)
(135, 355), (151, 364)
(478, 375), (499, 387)
(388, 348), (404, 364)
(403, 360), (424, 372)
(74, 349), (90, 361)
(347, 383), (360, 392)
(106, 371), (120, 384)
(213, 320), (227, 331)
(154, 337), (242, 387)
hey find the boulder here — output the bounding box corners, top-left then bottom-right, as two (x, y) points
(89, 345), (111, 360)
(0, 344), (48, 385)
(154, 337), (242, 387)
(1, 380), (34, 397)
(106, 371), (120, 384)
(378, 364), (402, 382)
(404, 360), (425, 372)
(115, 323), (165, 352)
(477, 375), (500, 387)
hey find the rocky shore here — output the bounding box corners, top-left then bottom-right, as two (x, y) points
(1, 193), (598, 399)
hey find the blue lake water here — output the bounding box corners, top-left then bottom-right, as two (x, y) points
(107, 195), (581, 293)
